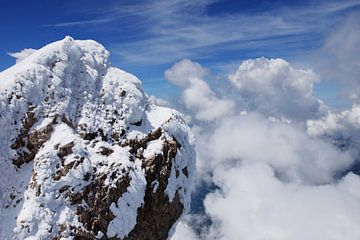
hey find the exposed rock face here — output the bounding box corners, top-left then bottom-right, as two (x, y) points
(0, 37), (195, 240)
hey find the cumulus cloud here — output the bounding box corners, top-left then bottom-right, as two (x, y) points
(8, 48), (37, 63)
(165, 59), (234, 121)
(165, 59), (209, 88)
(204, 163), (360, 240)
(167, 56), (360, 240)
(229, 57), (321, 120)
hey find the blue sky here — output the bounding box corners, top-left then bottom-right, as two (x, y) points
(1, 0), (359, 105)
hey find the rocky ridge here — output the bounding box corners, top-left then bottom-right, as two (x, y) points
(0, 37), (195, 240)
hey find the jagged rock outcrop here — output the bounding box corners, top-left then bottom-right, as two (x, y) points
(0, 37), (195, 240)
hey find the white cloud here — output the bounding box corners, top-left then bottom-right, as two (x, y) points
(165, 59), (234, 121)
(8, 48), (37, 63)
(198, 113), (353, 184)
(229, 57), (321, 120)
(165, 58), (354, 184)
(204, 162), (360, 240)
(165, 59), (208, 87)
(46, 18), (112, 27)
(307, 104), (360, 144)
(181, 80), (235, 121)
(167, 56), (360, 239)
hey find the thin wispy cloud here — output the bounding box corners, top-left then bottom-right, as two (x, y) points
(46, 18), (112, 27)
(59, 0), (359, 66)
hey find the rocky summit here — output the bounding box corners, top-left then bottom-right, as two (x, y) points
(0, 37), (195, 240)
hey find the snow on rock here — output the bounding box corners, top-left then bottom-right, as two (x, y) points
(0, 36), (195, 240)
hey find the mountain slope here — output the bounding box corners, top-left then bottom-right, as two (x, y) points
(0, 37), (195, 240)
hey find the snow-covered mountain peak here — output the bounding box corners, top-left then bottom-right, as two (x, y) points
(0, 37), (195, 240)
